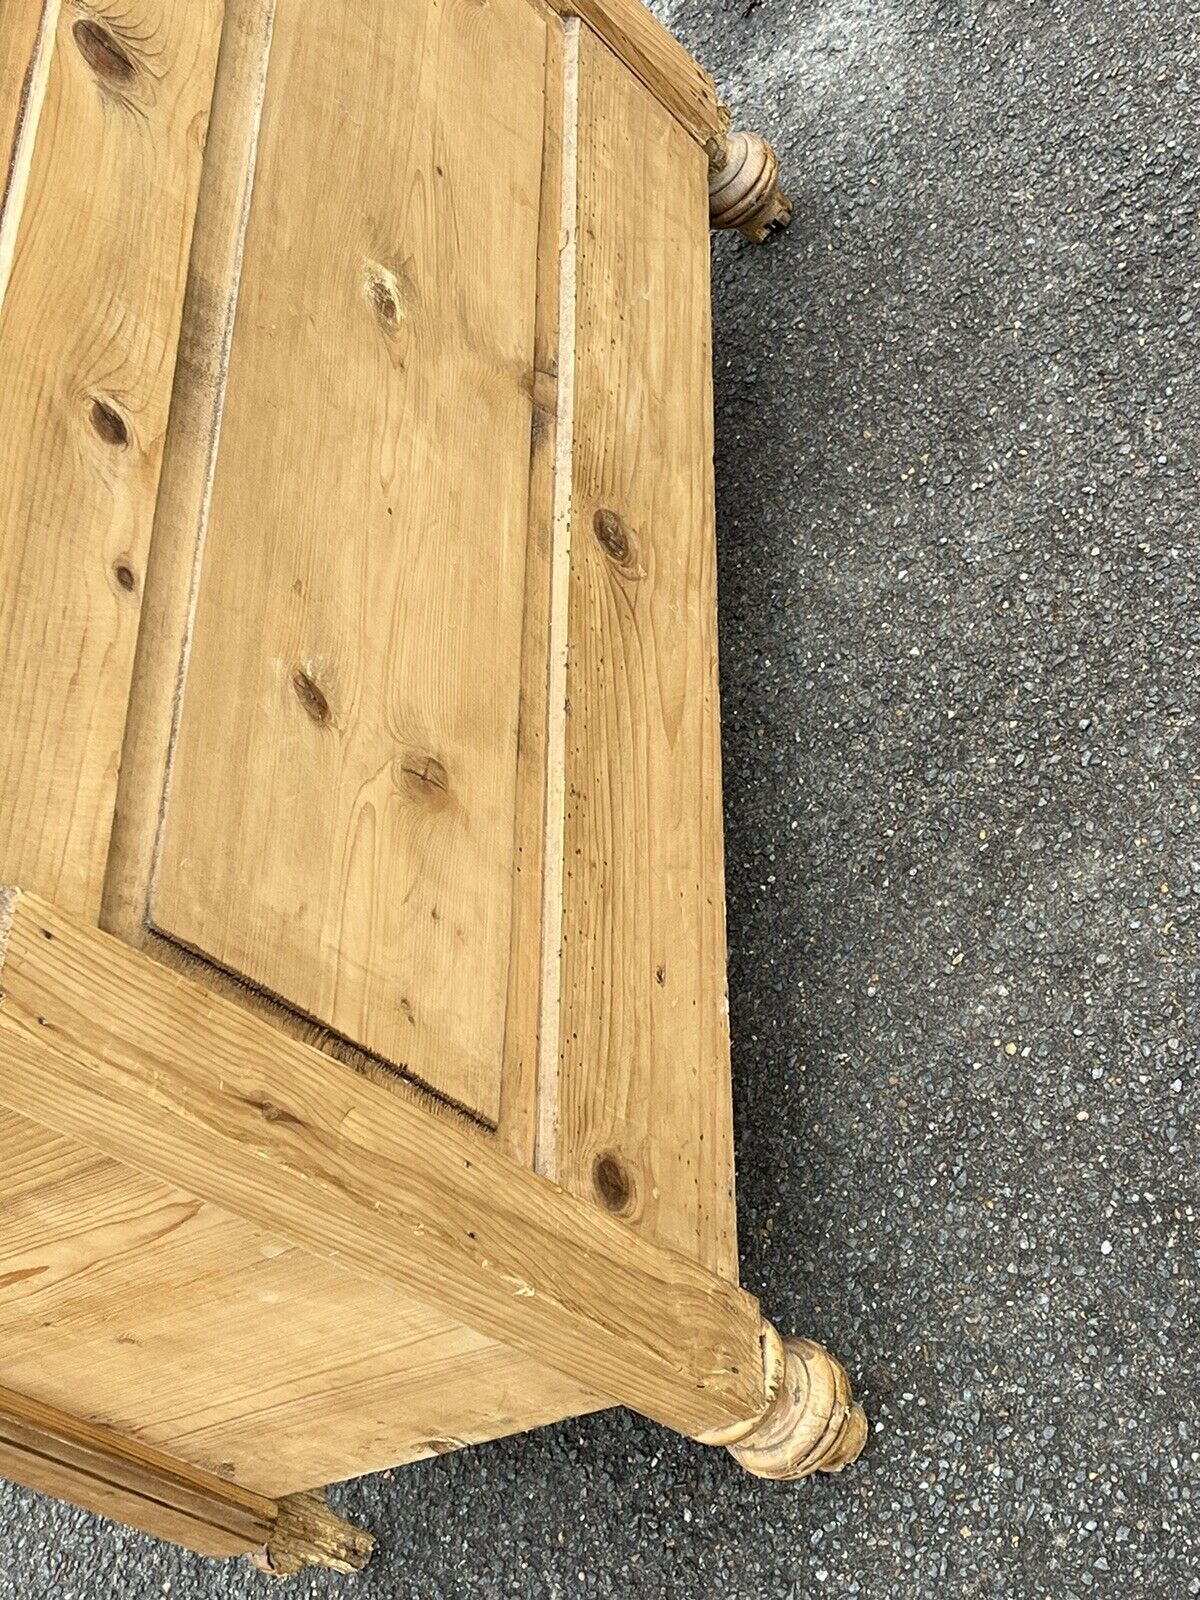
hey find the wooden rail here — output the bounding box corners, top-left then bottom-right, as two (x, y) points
(0, 888), (769, 1442)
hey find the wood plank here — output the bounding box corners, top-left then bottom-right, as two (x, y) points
(0, 889), (766, 1441)
(149, 0), (553, 1126)
(541, 0), (724, 146)
(0, 1382), (274, 1559)
(0, 1103), (600, 1497)
(545, 28), (738, 1280)
(0, 0), (224, 920)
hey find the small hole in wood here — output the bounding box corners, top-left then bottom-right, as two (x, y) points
(113, 561), (137, 592)
(73, 19), (136, 83)
(593, 1152), (634, 1214)
(291, 668), (330, 723)
(89, 397), (129, 448)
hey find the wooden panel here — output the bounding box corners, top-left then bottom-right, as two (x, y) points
(541, 0), (724, 146)
(0, 1106), (600, 1497)
(0, 889), (767, 1441)
(149, 0), (554, 1125)
(0, 0), (223, 919)
(0, 1382), (273, 1559)
(544, 29), (738, 1280)
(95, 0), (488, 1151)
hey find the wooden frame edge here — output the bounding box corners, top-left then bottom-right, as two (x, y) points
(545, 0), (726, 146)
(0, 888), (767, 1441)
(0, 1382), (370, 1570)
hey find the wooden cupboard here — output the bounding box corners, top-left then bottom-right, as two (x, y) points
(0, 0), (862, 1572)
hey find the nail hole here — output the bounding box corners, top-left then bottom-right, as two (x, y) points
(291, 668), (330, 723)
(89, 398), (129, 448)
(73, 20), (136, 83)
(593, 1152), (634, 1214)
(113, 561), (137, 592)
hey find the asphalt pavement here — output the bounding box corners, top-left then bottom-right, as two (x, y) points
(1, 0), (1195, 1594)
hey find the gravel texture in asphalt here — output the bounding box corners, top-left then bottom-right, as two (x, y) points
(1, 0), (1196, 1595)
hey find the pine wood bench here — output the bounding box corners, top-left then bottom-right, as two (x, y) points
(0, 0), (863, 1572)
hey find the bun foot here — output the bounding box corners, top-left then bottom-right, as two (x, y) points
(699, 1322), (867, 1481)
(708, 130), (792, 243)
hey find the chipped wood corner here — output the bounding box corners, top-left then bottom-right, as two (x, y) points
(0, 885), (19, 956)
(252, 1490), (374, 1579)
(696, 1321), (867, 1481)
(704, 101), (734, 173)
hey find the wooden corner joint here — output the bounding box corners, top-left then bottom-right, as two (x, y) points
(252, 1490), (374, 1579)
(707, 123), (793, 244)
(695, 1321), (867, 1480)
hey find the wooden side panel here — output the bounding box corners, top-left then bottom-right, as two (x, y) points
(0, 1108), (601, 1498)
(0, 0), (223, 919)
(149, 0), (553, 1126)
(546, 29), (738, 1279)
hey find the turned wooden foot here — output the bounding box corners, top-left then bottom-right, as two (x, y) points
(698, 1322), (867, 1480)
(708, 130), (793, 243)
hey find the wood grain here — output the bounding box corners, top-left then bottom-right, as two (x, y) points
(150, 0), (553, 1126)
(0, 1104), (599, 1497)
(0, 889), (766, 1440)
(546, 28), (738, 1279)
(0, 0), (223, 920)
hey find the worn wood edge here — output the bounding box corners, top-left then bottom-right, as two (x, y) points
(542, 0), (724, 145)
(535, 15), (581, 1182)
(252, 1490), (374, 1578)
(0, 0), (58, 314)
(0, 1382), (374, 1569)
(0, 884), (16, 954)
(0, 1380), (275, 1559)
(0, 889), (767, 1440)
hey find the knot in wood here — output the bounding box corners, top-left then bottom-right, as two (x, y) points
(592, 508), (634, 567)
(89, 398), (129, 448)
(291, 668), (331, 724)
(592, 1151), (634, 1214)
(73, 20), (137, 84)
